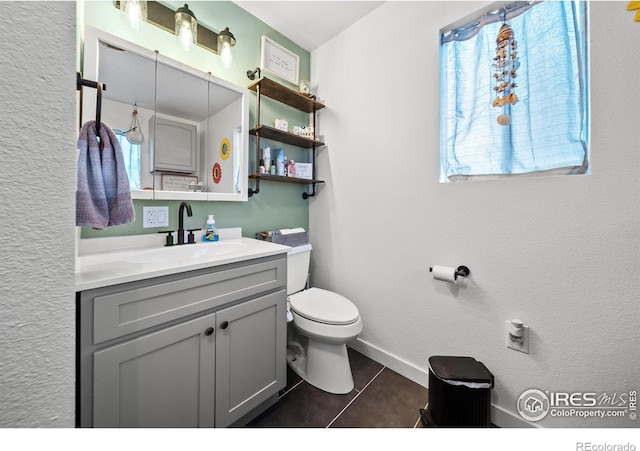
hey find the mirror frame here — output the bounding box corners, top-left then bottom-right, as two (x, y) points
(82, 26), (249, 202)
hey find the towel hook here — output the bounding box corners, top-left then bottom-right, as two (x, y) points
(96, 82), (104, 152)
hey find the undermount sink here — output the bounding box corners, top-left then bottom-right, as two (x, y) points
(75, 229), (292, 291)
(125, 241), (249, 264)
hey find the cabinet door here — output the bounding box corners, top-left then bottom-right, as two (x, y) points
(215, 290), (286, 427)
(150, 116), (198, 173)
(93, 314), (216, 428)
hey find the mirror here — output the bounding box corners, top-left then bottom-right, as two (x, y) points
(82, 26), (249, 201)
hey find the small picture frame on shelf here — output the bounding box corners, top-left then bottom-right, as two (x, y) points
(295, 163), (313, 180)
(260, 35), (299, 85)
(161, 174), (198, 192)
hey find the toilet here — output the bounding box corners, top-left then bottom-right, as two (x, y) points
(286, 244), (363, 394)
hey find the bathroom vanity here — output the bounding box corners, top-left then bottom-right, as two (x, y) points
(76, 233), (290, 427)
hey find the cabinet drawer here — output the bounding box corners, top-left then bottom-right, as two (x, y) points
(92, 258), (285, 344)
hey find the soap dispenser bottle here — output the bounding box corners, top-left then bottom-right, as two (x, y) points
(204, 214), (219, 241)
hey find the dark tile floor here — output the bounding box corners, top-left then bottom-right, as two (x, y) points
(247, 347), (429, 428)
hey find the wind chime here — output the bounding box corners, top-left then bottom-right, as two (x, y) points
(492, 13), (520, 126)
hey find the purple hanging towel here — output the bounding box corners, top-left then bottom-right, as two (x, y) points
(76, 121), (135, 229)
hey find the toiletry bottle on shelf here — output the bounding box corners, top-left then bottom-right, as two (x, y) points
(204, 214), (219, 241)
(276, 149), (285, 176)
(270, 160), (276, 175)
(262, 147), (271, 173)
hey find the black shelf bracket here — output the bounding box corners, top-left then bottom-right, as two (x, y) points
(248, 176), (260, 197)
(302, 183), (316, 199)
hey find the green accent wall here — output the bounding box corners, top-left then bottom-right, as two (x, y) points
(79, 1), (312, 239)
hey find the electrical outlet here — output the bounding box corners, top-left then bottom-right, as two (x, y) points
(143, 206), (169, 228)
(145, 208), (155, 225)
(506, 320), (529, 354)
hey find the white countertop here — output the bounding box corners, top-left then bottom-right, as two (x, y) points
(75, 230), (291, 291)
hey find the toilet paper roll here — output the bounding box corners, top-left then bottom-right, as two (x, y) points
(431, 265), (458, 283)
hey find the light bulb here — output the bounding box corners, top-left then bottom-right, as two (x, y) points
(122, 0), (147, 30)
(178, 22), (193, 51)
(220, 42), (232, 68)
(126, 1), (141, 28)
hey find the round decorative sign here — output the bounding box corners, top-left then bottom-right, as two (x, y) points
(220, 138), (231, 160)
(212, 163), (222, 184)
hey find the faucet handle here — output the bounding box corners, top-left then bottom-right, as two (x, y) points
(158, 230), (175, 247)
(187, 228), (200, 244)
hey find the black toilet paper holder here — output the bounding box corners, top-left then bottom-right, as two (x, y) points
(429, 265), (471, 279)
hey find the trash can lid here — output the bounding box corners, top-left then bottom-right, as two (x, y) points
(429, 356), (494, 388)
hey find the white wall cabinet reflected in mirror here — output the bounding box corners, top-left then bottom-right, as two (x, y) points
(82, 26), (249, 202)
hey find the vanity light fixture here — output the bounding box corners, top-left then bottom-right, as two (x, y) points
(119, 0), (147, 30)
(114, 1), (237, 64)
(175, 3), (197, 51)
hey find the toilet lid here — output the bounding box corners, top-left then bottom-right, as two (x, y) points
(289, 287), (360, 325)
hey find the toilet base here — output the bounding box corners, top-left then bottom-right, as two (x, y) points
(287, 336), (354, 395)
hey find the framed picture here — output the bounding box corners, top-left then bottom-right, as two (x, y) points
(261, 36), (299, 85)
(161, 174), (198, 191)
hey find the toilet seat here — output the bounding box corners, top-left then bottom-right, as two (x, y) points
(289, 287), (359, 325)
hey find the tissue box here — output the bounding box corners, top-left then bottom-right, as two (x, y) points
(295, 162), (313, 180)
(275, 118), (288, 132)
(292, 126), (314, 139)
(256, 229), (308, 247)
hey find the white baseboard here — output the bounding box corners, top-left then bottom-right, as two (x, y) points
(491, 403), (538, 428)
(349, 338), (429, 388)
(349, 338), (536, 428)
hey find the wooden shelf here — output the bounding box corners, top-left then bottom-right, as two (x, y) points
(250, 125), (325, 149)
(249, 173), (324, 185)
(248, 77), (326, 199)
(248, 77), (325, 113)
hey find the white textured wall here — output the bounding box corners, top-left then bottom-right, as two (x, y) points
(310, 1), (640, 427)
(0, 2), (76, 427)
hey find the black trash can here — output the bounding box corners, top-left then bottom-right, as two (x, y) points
(421, 356), (494, 427)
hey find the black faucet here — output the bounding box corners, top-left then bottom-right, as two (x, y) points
(177, 201), (193, 245)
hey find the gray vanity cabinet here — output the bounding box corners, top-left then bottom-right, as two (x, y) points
(215, 291), (286, 427)
(77, 255), (287, 428)
(93, 313), (216, 427)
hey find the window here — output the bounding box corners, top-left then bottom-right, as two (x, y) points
(439, 1), (589, 182)
(115, 132), (141, 190)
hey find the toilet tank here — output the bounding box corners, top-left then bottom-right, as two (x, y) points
(287, 244), (312, 295)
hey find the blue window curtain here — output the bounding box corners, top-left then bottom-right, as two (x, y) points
(115, 134), (141, 190)
(439, 1), (589, 182)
